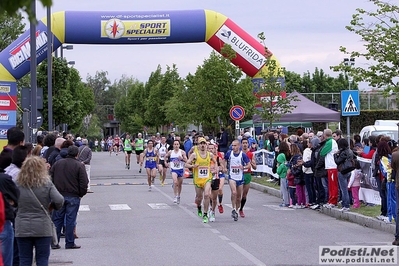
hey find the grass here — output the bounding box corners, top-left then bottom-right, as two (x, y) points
(349, 203), (381, 218)
(252, 176), (280, 188)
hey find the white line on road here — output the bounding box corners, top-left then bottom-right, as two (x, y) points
(109, 204), (131, 210)
(154, 185), (267, 266)
(79, 205), (90, 211)
(229, 242), (267, 266)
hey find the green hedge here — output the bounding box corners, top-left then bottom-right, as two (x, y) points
(313, 110), (399, 135)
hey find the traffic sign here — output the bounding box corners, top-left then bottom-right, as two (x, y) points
(341, 90), (360, 116)
(230, 105), (245, 121)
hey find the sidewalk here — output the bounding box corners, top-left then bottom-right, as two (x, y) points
(250, 182), (396, 235)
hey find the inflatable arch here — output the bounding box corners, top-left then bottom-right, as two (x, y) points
(0, 9), (281, 133)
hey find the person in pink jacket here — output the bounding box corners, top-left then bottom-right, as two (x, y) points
(348, 161), (362, 208)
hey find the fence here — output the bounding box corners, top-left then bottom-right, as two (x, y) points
(302, 92), (397, 111)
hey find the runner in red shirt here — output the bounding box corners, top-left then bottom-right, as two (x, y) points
(239, 137), (257, 218)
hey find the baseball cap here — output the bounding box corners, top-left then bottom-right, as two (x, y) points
(198, 137), (207, 144)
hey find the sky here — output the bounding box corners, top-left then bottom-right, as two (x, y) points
(25, 0), (377, 86)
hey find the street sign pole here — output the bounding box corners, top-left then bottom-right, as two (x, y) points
(341, 90), (360, 142)
(235, 121), (240, 139)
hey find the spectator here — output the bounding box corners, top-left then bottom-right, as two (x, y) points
(15, 156), (64, 266)
(0, 172), (19, 266)
(51, 146), (88, 249)
(276, 141), (290, 207)
(32, 135), (44, 156)
(218, 127), (229, 153)
(78, 139), (93, 193)
(0, 127), (25, 172)
(353, 134), (362, 148)
(320, 129), (339, 209)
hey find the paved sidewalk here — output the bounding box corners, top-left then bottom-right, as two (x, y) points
(250, 182), (396, 235)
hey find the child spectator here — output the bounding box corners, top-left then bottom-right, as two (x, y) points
(276, 141), (290, 207)
(348, 161), (362, 208)
(287, 171), (297, 208)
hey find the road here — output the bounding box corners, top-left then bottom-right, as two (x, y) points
(48, 151), (395, 266)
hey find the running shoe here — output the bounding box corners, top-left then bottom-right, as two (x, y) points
(161, 182), (164, 187)
(127, 164), (130, 170)
(231, 210), (238, 221)
(173, 197), (177, 204)
(159, 174), (162, 181)
(151, 177), (155, 184)
(197, 208), (202, 217)
(203, 214), (208, 223)
(176, 196), (180, 204)
(218, 205), (224, 214)
(339, 207), (350, 212)
(148, 186), (152, 191)
(125, 165), (128, 169)
(209, 211), (215, 222)
(139, 168), (142, 173)
(239, 210), (245, 218)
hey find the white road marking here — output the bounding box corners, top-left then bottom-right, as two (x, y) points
(109, 204), (131, 210)
(147, 203), (171, 210)
(79, 205), (90, 211)
(229, 242), (267, 266)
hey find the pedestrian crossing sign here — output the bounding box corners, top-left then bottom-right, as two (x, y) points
(341, 90), (360, 116)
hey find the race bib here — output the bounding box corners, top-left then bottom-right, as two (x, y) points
(198, 167), (209, 178)
(230, 166), (242, 180)
(125, 143), (131, 148)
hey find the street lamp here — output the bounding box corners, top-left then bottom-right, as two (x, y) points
(60, 44), (73, 58)
(344, 58), (355, 90)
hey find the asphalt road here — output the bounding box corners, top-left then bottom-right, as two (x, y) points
(48, 151), (395, 266)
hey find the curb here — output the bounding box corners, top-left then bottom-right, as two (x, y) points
(250, 182), (396, 235)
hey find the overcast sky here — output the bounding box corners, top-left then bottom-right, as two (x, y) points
(27, 0), (376, 86)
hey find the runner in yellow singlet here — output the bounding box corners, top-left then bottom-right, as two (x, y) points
(185, 137), (217, 223)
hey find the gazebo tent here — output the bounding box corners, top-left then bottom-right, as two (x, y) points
(253, 91), (341, 123)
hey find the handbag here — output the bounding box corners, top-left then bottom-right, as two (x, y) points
(29, 187), (58, 246)
(338, 157), (357, 175)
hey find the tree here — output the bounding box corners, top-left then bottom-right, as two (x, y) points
(86, 70), (111, 129)
(37, 57), (94, 131)
(144, 64), (183, 129)
(0, 11), (25, 51)
(114, 76), (146, 134)
(255, 32), (298, 128)
(0, 0), (52, 21)
(184, 49), (254, 135)
(331, 0), (399, 90)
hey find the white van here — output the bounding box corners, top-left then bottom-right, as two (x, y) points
(359, 124), (398, 142)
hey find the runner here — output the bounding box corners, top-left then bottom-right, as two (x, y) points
(113, 134), (121, 155)
(155, 136), (169, 186)
(107, 136), (113, 156)
(143, 140), (158, 191)
(185, 137), (217, 223)
(224, 139), (251, 221)
(239, 137), (257, 218)
(134, 133), (145, 173)
(165, 140), (187, 204)
(215, 143), (226, 214)
(208, 142), (222, 222)
(124, 134), (133, 169)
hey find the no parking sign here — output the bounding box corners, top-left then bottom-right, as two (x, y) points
(229, 105), (245, 121)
